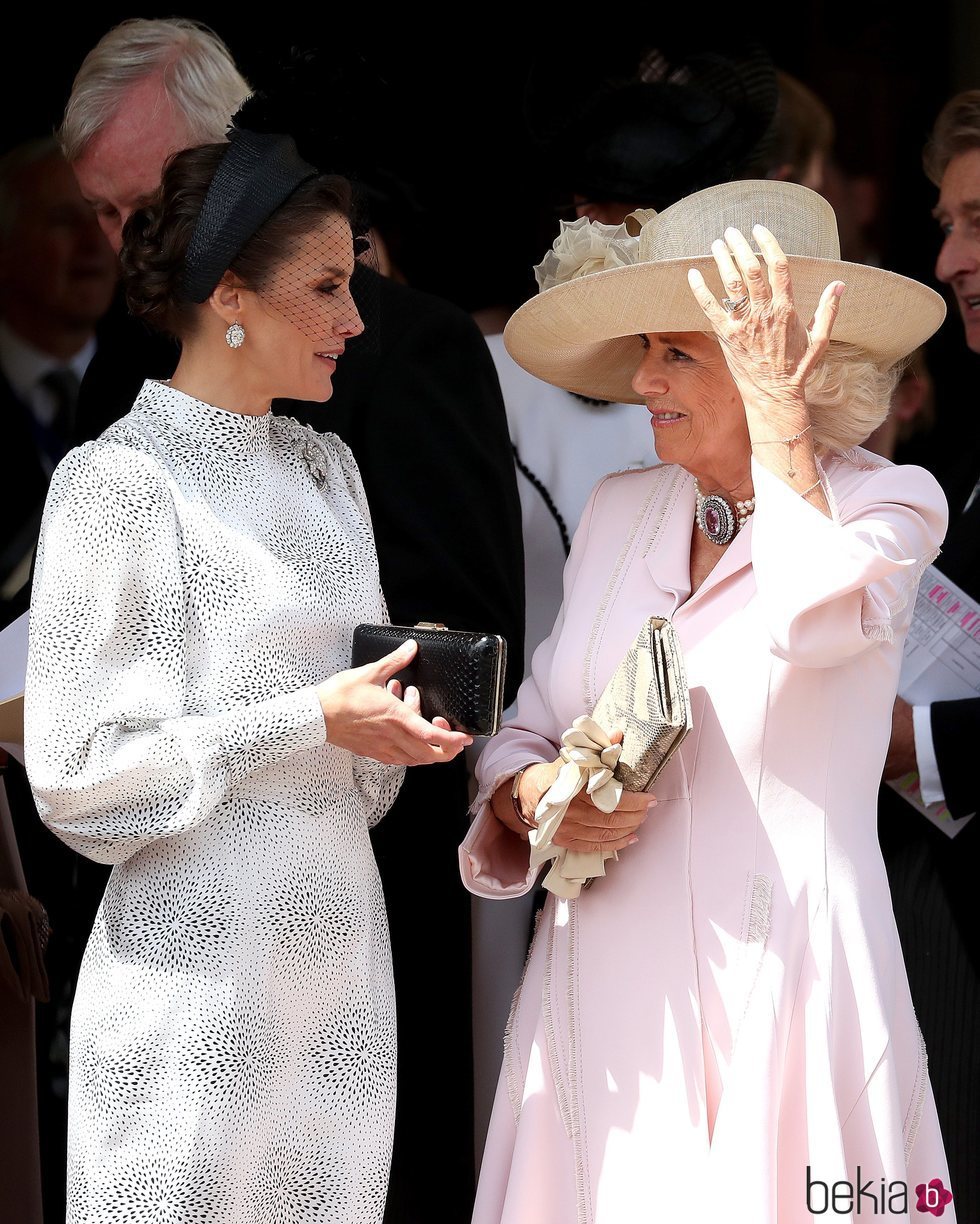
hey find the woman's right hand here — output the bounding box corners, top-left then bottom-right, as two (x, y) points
(316, 639), (473, 765)
(489, 752), (656, 852)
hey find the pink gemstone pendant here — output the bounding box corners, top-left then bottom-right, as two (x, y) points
(695, 486), (737, 545)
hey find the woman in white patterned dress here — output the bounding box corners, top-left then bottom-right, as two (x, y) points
(23, 133), (471, 1224)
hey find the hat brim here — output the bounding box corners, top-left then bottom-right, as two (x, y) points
(504, 256), (946, 405)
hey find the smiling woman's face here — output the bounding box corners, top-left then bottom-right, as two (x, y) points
(631, 331), (750, 478)
(233, 214), (364, 404)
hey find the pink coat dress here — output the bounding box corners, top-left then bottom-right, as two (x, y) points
(461, 452), (956, 1224)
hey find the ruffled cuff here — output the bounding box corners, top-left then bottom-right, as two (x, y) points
(459, 806), (541, 899)
(460, 762), (542, 899)
(749, 459), (941, 668)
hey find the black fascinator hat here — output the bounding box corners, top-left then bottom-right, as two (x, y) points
(526, 40), (779, 211)
(181, 128), (318, 303)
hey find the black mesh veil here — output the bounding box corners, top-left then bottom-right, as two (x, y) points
(179, 54), (382, 356)
(218, 52), (386, 355)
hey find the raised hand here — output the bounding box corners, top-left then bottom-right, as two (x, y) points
(686, 224), (844, 415)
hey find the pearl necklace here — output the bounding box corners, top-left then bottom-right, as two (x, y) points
(694, 479), (756, 545)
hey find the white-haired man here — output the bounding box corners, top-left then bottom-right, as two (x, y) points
(57, 18), (249, 439)
(63, 17), (250, 252)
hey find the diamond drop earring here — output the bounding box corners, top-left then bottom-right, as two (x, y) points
(225, 322), (245, 349)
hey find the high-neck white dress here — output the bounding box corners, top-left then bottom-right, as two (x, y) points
(24, 380), (404, 1224)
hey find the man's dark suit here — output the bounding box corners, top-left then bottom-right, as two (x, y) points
(73, 292), (179, 441)
(0, 369), (50, 630)
(75, 269), (525, 1221)
(0, 369), (48, 1224)
(878, 449), (980, 1222)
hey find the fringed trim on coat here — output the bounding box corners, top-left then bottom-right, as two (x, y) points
(904, 1023), (930, 1164)
(504, 903), (546, 1125)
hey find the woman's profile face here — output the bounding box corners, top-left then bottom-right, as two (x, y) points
(238, 213), (364, 404)
(631, 331), (749, 474)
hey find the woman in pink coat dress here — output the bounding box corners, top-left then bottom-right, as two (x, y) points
(461, 181), (957, 1223)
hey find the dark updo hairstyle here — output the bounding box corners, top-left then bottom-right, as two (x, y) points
(120, 142), (353, 338)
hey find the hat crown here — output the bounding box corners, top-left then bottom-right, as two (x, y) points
(638, 180), (841, 263)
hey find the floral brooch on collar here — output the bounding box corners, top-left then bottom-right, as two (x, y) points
(284, 422), (329, 489)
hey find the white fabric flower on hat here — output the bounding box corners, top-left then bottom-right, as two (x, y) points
(533, 216), (645, 292)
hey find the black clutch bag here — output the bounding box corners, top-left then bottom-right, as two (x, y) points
(350, 622), (507, 736)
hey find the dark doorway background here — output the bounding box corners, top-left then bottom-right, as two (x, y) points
(2, 6), (972, 299)
(8, 6), (976, 441)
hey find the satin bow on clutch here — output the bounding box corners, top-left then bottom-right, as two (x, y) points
(530, 617), (692, 898)
(528, 717), (624, 899)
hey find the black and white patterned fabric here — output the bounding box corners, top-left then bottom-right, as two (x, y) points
(24, 380), (403, 1224)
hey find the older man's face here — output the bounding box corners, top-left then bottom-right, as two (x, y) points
(71, 74), (193, 254)
(934, 147), (980, 353)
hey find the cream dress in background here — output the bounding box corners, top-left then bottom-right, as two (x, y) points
(25, 381), (403, 1224)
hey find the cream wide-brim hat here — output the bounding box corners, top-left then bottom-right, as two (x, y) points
(503, 180), (946, 405)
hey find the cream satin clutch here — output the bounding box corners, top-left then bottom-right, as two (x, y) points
(592, 615), (692, 792)
(529, 617), (692, 898)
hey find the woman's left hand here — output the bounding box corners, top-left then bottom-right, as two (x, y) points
(686, 225), (844, 415)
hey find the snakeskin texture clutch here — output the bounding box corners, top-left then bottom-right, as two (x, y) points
(592, 616), (692, 792)
(351, 622), (507, 736)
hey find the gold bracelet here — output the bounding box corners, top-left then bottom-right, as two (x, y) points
(751, 423), (812, 478)
(510, 767), (537, 830)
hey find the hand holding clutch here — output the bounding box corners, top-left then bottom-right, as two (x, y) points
(351, 622), (506, 736)
(528, 717), (630, 897)
(529, 617), (692, 897)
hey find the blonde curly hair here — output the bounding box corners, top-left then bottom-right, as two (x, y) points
(805, 342), (902, 453)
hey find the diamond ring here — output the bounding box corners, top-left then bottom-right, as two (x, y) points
(721, 293), (750, 314)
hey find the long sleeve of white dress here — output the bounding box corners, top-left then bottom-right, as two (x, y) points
(26, 444), (327, 864)
(27, 439), (356, 864)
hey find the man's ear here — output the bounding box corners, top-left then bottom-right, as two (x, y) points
(207, 277), (247, 327)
